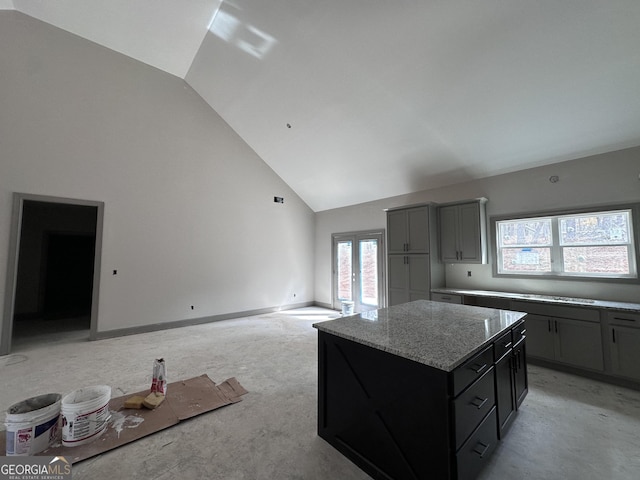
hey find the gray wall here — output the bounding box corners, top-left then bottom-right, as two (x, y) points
(0, 11), (315, 336)
(315, 147), (640, 305)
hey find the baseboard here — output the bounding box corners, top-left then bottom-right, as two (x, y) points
(528, 357), (640, 391)
(313, 301), (334, 310)
(94, 301), (315, 340)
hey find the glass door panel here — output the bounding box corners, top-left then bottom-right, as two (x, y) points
(337, 240), (353, 302)
(359, 239), (378, 308)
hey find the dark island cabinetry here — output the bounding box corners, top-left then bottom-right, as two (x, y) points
(314, 301), (527, 480)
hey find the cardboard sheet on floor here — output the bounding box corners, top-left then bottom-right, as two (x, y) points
(1, 374), (248, 464)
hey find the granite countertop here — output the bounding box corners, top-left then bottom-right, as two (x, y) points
(431, 288), (640, 312)
(313, 300), (526, 372)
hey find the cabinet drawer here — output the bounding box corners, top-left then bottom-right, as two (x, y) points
(452, 346), (493, 396)
(512, 321), (527, 346)
(494, 331), (513, 362)
(607, 311), (640, 328)
(456, 407), (498, 480)
(454, 367), (495, 449)
(431, 292), (463, 304)
(510, 301), (599, 323)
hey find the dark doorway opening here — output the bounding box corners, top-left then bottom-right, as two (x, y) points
(11, 201), (98, 347)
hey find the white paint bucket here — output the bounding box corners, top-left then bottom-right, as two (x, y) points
(61, 385), (111, 447)
(341, 301), (355, 316)
(4, 393), (62, 456)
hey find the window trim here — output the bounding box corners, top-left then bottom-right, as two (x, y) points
(491, 203), (640, 284)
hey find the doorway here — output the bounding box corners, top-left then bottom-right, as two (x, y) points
(1, 194), (104, 355)
(332, 231), (385, 313)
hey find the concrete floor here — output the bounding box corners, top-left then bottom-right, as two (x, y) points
(2, 307), (640, 479)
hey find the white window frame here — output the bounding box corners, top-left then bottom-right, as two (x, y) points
(492, 204), (640, 282)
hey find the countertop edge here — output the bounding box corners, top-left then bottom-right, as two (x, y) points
(431, 288), (640, 312)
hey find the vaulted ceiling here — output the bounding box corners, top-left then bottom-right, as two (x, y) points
(5, 1), (640, 211)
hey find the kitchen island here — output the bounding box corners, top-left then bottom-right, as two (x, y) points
(313, 300), (528, 480)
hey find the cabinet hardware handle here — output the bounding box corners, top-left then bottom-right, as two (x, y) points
(547, 319), (551, 332)
(613, 317), (636, 323)
(554, 320), (558, 334)
(612, 328), (616, 344)
(473, 441), (491, 458)
(520, 329), (527, 335)
(471, 396), (488, 409)
(472, 363), (488, 374)
(503, 341), (512, 349)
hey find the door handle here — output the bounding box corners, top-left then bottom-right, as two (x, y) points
(612, 328), (616, 344)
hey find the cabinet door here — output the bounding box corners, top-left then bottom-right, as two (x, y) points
(407, 254), (430, 293)
(406, 207), (429, 253)
(554, 318), (604, 371)
(438, 205), (458, 262)
(610, 325), (640, 381)
(387, 211), (408, 254)
(388, 255), (408, 306)
(523, 314), (554, 360)
(458, 202), (481, 262)
(495, 353), (515, 439)
(513, 341), (528, 408)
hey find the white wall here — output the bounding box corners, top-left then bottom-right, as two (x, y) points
(0, 11), (315, 337)
(315, 147), (640, 305)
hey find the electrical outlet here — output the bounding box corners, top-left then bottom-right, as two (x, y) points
(467, 271), (472, 277)
(190, 305), (194, 310)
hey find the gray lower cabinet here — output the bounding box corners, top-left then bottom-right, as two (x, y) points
(607, 311), (640, 381)
(388, 254), (431, 305)
(514, 313), (603, 371)
(431, 292), (463, 304)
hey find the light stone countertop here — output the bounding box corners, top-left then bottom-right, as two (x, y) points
(313, 300), (526, 372)
(431, 288), (640, 312)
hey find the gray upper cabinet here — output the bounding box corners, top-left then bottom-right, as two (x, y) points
(387, 206), (430, 254)
(437, 199), (487, 263)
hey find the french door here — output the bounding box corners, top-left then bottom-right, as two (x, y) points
(332, 231), (385, 313)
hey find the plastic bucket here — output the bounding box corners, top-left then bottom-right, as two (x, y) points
(341, 301), (355, 316)
(61, 385), (111, 447)
(4, 393), (62, 456)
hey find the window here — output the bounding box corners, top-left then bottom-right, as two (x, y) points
(495, 207), (638, 279)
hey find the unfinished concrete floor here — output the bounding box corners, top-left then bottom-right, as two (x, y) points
(2, 307), (640, 479)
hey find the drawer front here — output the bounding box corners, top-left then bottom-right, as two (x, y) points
(454, 368), (496, 449)
(494, 331), (513, 361)
(512, 320), (527, 346)
(456, 408), (498, 480)
(431, 292), (463, 304)
(607, 310), (640, 328)
(453, 346), (493, 396)
(510, 301), (599, 323)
